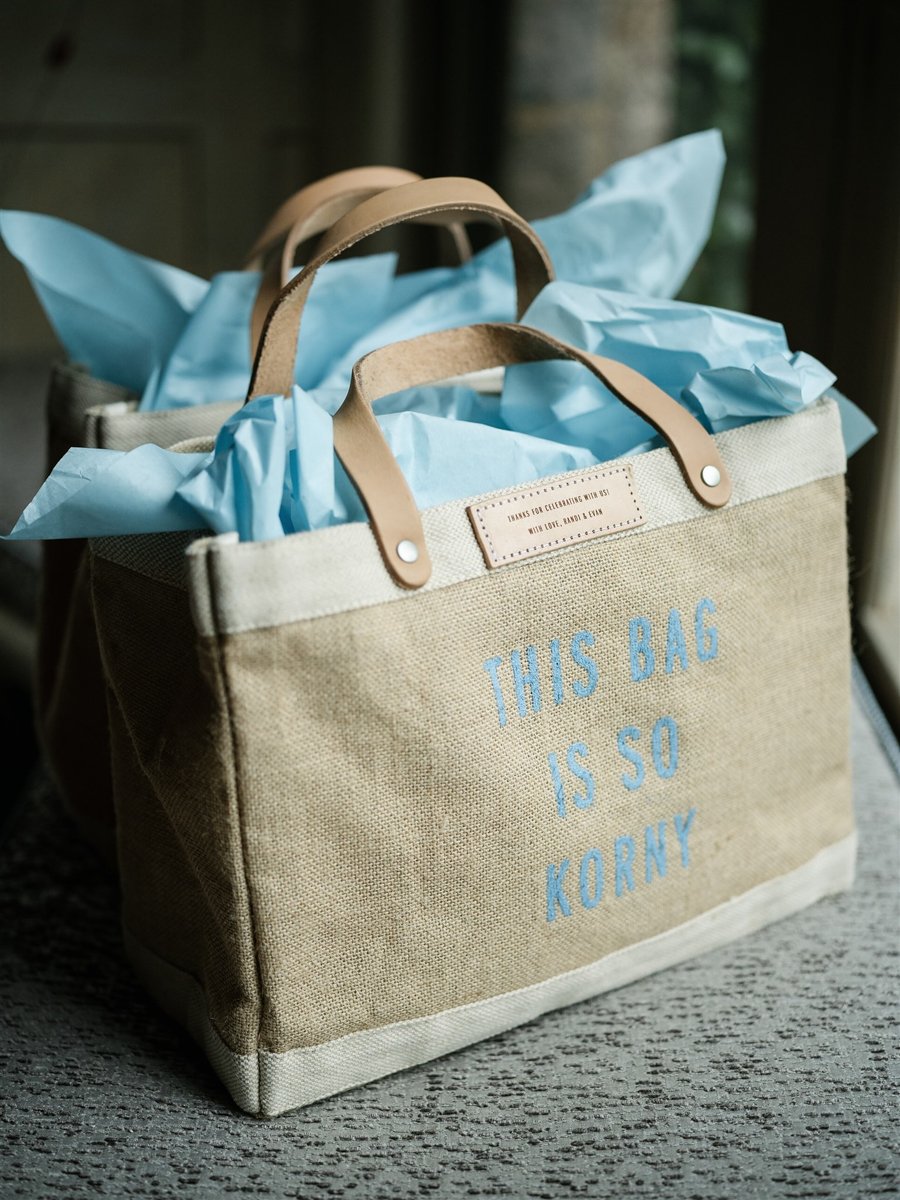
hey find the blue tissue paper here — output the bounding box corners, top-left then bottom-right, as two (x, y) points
(498, 282), (842, 462)
(147, 129), (727, 409)
(4, 129), (875, 546)
(139, 255), (399, 411)
(1, 130), (725, 412)
(316, 130), (726, 390)
(0, 211), (206, 395)
(486, 127), (726, 298)
(10, 388), (598, 542)
(10, 444), (209, 540)
(8, 274), (872, 545)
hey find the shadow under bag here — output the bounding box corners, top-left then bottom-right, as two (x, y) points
(88, 179), (854, 1116)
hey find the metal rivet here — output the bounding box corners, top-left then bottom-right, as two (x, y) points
(396, 539), (419, 564)
(700, 464), (721, 488)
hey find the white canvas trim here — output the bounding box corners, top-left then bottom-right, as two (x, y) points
(179, 398), (845, 635)
(85, 397), (240, 452)
(123, 925), (260, 1113)
(124, 832), (856, 1118)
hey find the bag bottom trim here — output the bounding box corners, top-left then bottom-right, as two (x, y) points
(123, 832), (856, 1118)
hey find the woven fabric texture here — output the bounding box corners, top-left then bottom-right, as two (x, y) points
(90, 386), (853, 1104)
(84, 398), (239, 452)
(126, 835), (856, 1116)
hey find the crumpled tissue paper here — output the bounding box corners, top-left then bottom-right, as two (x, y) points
(3, 129), (875, 545)
(7, 286), (874, 543)
(0, 130), (726, 411)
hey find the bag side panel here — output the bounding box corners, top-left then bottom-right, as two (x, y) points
(91, 554), (261, 1055)
(40, 372), (235, 857)
(38, 365), (135, 856)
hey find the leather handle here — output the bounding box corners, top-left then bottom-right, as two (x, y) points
(247, 177), (555, 401)
(332, 323), (733, 589)
(243, 166), (424, 269)
(276, 195), (472, 288)
(248, 170), (473, 356)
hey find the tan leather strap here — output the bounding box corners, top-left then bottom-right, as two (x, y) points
(332, 323), (733, 589)
(249, 171), (473, 355)
(248, 178), (555, 400)
(276, 188), (473, 283)
(243, 167), (423, 269)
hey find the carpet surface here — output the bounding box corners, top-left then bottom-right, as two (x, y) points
(0, 670), (897, 1199)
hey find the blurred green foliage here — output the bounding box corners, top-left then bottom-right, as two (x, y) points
(675, 0), (761, 311)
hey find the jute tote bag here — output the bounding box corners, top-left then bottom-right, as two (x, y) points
(90, 180), (854, 1116)
(38, 166), (470, 858)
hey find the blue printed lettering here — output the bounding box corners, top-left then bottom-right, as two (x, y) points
(617, 725), (645, 791)
(570, 630), (599, 698)
(549, 742), (596, 817)
(567, 742), (595, 810)
(544, 811), (698, 922)
(579, 849), (604, 909)
(482, 657), (507, 728)
(695, 598), (718, 662)
(644, 822), (667, 882)
(674, 808), (697, 867)
(665, 608), (689, 674)
(489, 598), (717, 732)
(547, 751), (567, 819)
(511, 645), (542, 717)
(629, 617), (655, 681)
(546, 860), (572, 921)
(614, 836), (636, 896)
(550, 638), (565, 706)
(651, 716), (679, 779)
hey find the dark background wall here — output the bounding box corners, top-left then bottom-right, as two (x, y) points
(0, 0), (679, 360)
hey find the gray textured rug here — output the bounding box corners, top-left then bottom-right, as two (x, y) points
(1, 671), (898, 1199)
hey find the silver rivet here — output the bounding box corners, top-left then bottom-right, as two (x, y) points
(701, 464), (721, 488)
(396, 539), (419, 564)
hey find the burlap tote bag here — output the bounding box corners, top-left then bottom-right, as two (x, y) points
(90, 180), (854, 1116)
(38, 166), (471, 858)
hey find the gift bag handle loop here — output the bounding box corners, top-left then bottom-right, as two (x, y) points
(332, 322), (733, 589)
(244, 166), (469, 268)
(247, 177), (555, 400)
(247, 168), (473, 355)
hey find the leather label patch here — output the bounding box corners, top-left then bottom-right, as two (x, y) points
(467, 464), (644, 569)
